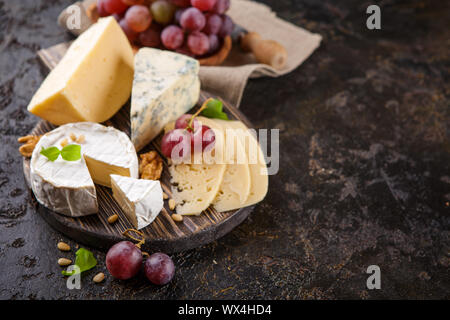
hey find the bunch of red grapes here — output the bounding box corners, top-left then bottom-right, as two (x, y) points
(97, 0), (233, 58)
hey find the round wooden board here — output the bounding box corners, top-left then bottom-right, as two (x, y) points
(23, 92), (255, 253)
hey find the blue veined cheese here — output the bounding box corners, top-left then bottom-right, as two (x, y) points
(131, 48), (200, 151)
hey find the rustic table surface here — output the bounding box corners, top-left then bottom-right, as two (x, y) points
(0, 0), (448, 299)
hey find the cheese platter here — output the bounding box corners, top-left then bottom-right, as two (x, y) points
(21, 16), (268, 254)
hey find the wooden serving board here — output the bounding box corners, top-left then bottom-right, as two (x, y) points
(22, 45), (255, 253)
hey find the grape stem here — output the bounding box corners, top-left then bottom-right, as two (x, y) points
(122, 228), (149, 256)
(187, 98), (214, 131)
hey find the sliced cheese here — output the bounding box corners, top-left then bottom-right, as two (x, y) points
(131, 48), (200, 151)
(225, 121), (269, 206)
(27, 17), (134, 125)
(30, 122), (139, 217)
(110, 175), (163, 229)
(196, 117), (251, 212)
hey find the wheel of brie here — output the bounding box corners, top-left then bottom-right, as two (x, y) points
(30, 122), (139, 217)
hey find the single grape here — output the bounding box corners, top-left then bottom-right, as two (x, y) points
(103, 0), (129, 15)
(208, 34), (220, 54)
(191, 0), (217, 12)
(192, 125), (215, 151)
(139, 25), (162, 47)
(168, 0), (191, 7)
(121, 0), (144, 5)
(161, 25), (184, 49)
(144, 253), (175, 285)
(203, 13), (222, 35)
(187, 31), (210, 56)
(151, 0), (176, 25)
(175, 114), (199, 132)
(106, 241), (142, 280)
(119, 19), (138, 43)
(161, 129), (192, 160)
(97, 0), (109, 17)
(174, 8), (186, 25)
(125, 5), (152, 32)
(218, 14), (233, 38)
(212, 0), (230, 14)
(180, 7), (205, 32)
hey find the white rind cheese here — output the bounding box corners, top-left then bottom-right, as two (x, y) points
(110, 175), (163, 230)
(131, 48), (200, 151)
(30, 122), (138, 217)
(27, 17), (134, 125)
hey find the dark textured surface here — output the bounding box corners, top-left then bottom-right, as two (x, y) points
(0, 0), (449, 299)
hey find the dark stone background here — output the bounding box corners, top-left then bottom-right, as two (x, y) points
(0, 0), (448, 299)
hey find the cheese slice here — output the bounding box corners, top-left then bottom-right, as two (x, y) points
(225, 121), (268, 206)
(110, 175), (163, 230)
(30, 122), (139, 217)
(27, 17), (134, 125)
(131, 48), (200, 151)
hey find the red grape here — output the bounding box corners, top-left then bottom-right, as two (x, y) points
(119, 19), (138, 43)
(180, 7), (205, 32)
(139, 24), (162, 47)
(187, 31), (209, 56)
(103, 0), (129, 15)
(212, 0), (230, 14)
(125, 5), (152, 32)
(97, 0), (109, 17)
(151, 0), (176, 25)
(106, 241), (142, 280)
(208, 34), (220, 54)
(191, 0), (217, 12)
(169, 0), (191, 7)
(122, 0), (144, 5)
(144, 253), (175, 285)
(192, 125), (215, 151)
(203, 13), (222, 35)
(218, 14), (233, 38)
(161, 25), (184, 50)
(175, 114), (199, 132)
(161, 129), (192, 160)
(174, 8), (186, 25)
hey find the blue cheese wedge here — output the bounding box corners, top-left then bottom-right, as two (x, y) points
(30, 122), (139, 217)
(110, 175), (163, 229)
(131, 48), (200, 151)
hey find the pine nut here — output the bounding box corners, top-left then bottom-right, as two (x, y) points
(57, 242), (71, 251)
(76, 134), (85, 144)
(70, 133), (76, 141)
(163, 192), (169, 200)
(93, 272), (105, 283)
(107, 214), (118, 224)
(168, 199), (176, 210)
(60, 138), (68, 147)
(58, 258), (72, 266)
(171, 214), (183, 222)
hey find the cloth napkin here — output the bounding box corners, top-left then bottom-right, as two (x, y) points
(57, 0), (321, 107)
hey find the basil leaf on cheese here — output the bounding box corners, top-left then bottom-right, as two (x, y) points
(40, 146), (61, 162)
(62, 248), (97, 276)
(60, 144), (81, 161)
(201, 99), (229, 120)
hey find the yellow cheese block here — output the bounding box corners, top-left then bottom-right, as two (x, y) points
(27, 17), (134, 125)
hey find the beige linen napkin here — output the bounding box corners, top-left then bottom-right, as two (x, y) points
(57, 0), (321, 107)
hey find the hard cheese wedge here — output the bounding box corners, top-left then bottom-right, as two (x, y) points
(27, 17), (134, 125)
(196, 117), (251, 212)
(30, 122), (139, 217)
(131, 48), (200, 151)
(225, 121), (268, 207)
(110, 175), (163, 230)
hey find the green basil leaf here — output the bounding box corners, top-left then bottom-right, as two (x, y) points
(60, 144), (81, 161)
(40, 146), (60, 162)
(62, 248), (97, 276)
(201, 99), (229, 120)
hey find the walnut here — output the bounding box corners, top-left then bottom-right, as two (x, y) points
(140, 151), (163, 180)
(18, 135), (42, 157)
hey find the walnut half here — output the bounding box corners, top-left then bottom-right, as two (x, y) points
(139, 151), (163, 180)
(18, 135), (41, 157)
